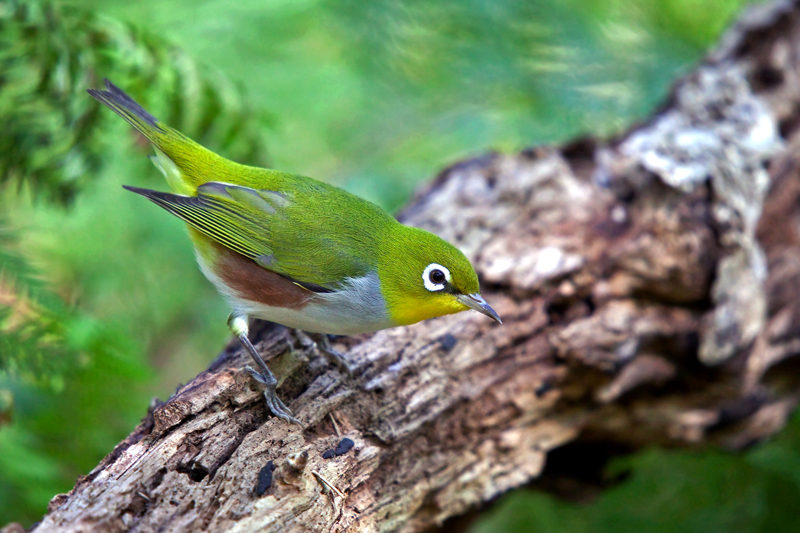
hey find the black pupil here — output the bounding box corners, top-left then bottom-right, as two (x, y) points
(430, 269), (445, 284)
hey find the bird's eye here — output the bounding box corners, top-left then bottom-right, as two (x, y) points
(423, 263), (451, 292)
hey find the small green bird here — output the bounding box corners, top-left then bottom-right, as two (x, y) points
(88, 80), (500, 425)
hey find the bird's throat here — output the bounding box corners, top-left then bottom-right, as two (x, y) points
(386, 293), (468, 326)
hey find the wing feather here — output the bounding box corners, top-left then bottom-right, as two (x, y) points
(124, 186), (265, 258)
(123, 182), (379, 289)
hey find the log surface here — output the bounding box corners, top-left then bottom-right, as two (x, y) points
(26, 1), (800, 531)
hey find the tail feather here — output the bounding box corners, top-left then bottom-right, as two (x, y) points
(88, 79), (226, 194)
(87, 79), (165, 144)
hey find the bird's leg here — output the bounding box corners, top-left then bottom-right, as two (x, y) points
(228, 314), (302, 426)
(306, 332), (356, 375)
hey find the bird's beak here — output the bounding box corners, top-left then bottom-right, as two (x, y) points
(456, 293), (502, 324)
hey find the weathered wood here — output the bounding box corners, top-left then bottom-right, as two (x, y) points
(22, 1), (800, 531)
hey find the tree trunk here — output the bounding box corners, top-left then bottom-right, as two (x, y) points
(21, 1), (800, 531)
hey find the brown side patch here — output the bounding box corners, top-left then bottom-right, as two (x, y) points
(213, 242), (316, 310)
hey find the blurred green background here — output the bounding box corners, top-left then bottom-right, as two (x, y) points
(3, 0), (799, 530)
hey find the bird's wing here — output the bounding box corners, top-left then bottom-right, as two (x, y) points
(124, 182), (376, 288)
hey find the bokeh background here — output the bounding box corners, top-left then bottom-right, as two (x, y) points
(3, 0), (799, 529)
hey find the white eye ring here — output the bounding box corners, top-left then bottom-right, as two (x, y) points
(423, 263), (451, 292)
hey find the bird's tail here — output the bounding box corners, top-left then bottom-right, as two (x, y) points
(87, 79), (168, 145)
(87, 79), (222, 195)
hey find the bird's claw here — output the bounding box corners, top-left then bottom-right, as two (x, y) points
(244, 365), (302, 426)
(308, 333), (356, 375)
(319, 345), (356, 376)
(244, 365), (274, 386)
(263, 388), (303, 427)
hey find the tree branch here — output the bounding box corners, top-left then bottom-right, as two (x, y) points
(26, 1), (800, 531)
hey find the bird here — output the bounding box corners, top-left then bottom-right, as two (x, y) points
(87, 79), (501, 425)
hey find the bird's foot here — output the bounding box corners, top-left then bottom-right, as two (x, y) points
(303, 332), (356, 375)
(244, 365), (303, 426)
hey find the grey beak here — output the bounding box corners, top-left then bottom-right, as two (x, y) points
(456, 293), (502, 324)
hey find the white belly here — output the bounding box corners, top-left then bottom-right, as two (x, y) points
(197, 253), (395, 335)
(234, 297), (394, 335)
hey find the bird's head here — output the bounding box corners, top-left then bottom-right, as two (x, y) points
(378, 226), (501, 326)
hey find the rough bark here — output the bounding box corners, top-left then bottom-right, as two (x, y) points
(19, 1), (800, 531)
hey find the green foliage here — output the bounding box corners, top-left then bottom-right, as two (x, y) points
(0, 222), (69, 389)
(4, 0), (791, 530)
(0, 0), (270, 523)
(66, 0), (747, 211)
(0, 214), (152, 521)
(472, 417), (800, 533)
(0, 0), (269, 204)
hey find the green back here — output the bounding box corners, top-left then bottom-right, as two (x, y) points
(127, 169), (399, 288)
(88, 80), (402, 286)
